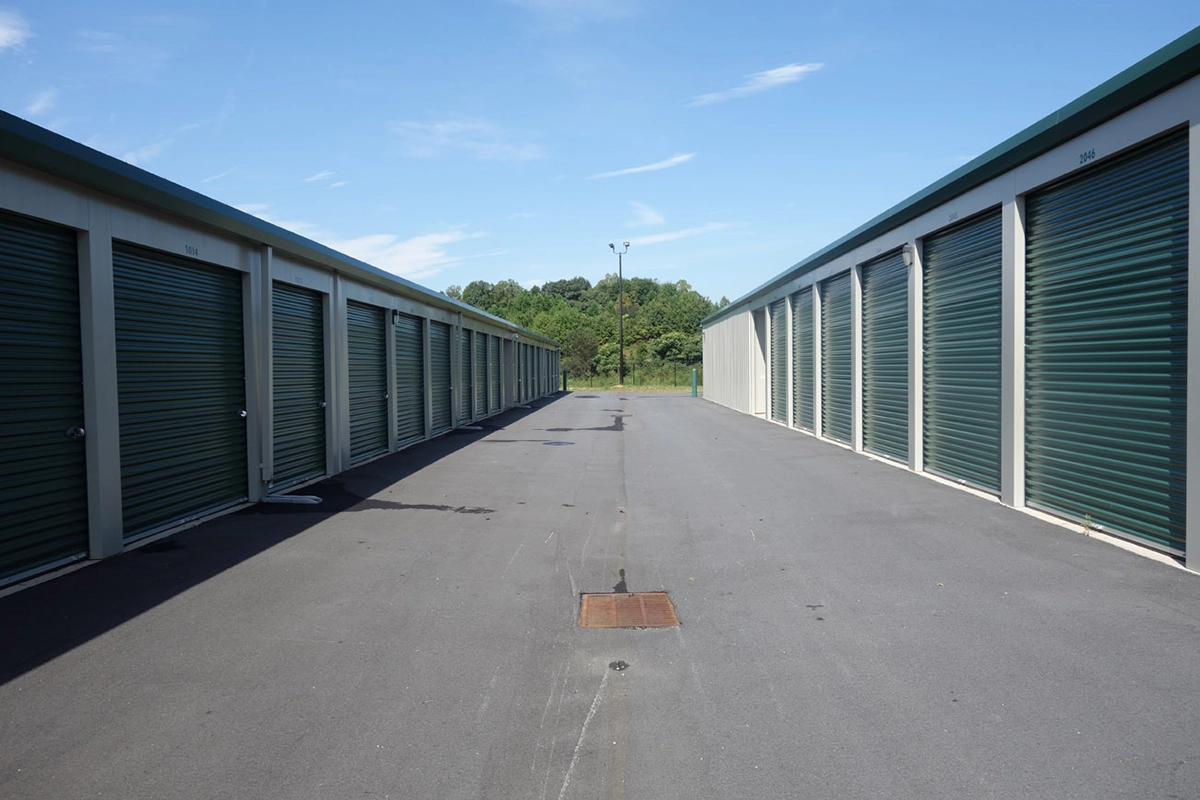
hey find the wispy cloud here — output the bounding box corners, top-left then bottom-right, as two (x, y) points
(75, 29), (172, 83)
(26, 88), (57, 116)
(121, 120), (207, 166)
(589, 153), (694, 180)
(628, 201), (664, 226)
(329, 180), (349, 188)
(509, 211), (535, 220)
(234, 202), (488, 281)
(689, 62), (823, 106)
(0, 9), (31, 52)
(305, 169), (335, 182)
(202, 168), (235, 183)
(328, 229), (488, 280)
(630, 222), (732, 246)
(389, 119), (545, 162)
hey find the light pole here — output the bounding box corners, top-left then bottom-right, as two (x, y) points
(609, 241), (629, 386)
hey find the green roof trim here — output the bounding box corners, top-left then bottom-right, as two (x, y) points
(704, 25), (1200, 327)
(0, 111), (558, 347)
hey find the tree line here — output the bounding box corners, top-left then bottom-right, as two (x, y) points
(444, 276), (729, 379)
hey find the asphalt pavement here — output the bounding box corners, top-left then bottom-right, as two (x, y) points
(2, 391), (1198, 799)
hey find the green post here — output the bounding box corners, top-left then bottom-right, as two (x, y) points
(691, 368), (697, 397)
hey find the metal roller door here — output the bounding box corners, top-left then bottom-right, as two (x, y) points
(520, 343), (529, 402)
(347, 301), (388, 462)
(474, 331), (487, 418)
(1025, 131), (1188, 552)
(459, 329), (473, 421)
(489, 336), (501, 412)
(821, 272), (852, 443)
(861, 251), (909, 461)
(271, 283), (326, 488)
(769, 299), (787, 423)
(923, 211), (1003, 491)
(0, 212), (88, 581)
(394, 312), (425, 446)
(114, 244), (247, 540)
(430, 321), (453, 433)
(791, 288), (814, 430)
(503, 338), (515, 407)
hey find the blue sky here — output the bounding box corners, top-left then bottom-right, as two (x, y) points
(1, 2), (1195, 304)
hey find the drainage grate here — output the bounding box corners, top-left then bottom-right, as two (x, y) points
(580, 592), (680, 628)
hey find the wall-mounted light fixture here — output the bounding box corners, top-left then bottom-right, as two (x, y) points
(391, 309), (400, 324)
(901, 243), (914, 267)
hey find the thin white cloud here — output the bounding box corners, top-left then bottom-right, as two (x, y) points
(589, 153), (694, 180)
(630, 222), (732, 246)
(509, 211), (535, 220)
(305, 169), (334, 182)
(327, 229), (488, 280)
(26, 88), (57, 116)
(202, 168), (235, 183)
(75, 30), (172, 83)
(329, 180), (349, 188)
(628, 201), (664, 226)
(0, 8), (31, 52)
(232, 203), (487, 281)
(120, 120), (207, 166)
(122, 141), (167, 166)
(689, 62), (823, 106)
(389, 119), (545, 162)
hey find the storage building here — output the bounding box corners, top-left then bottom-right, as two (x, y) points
(0, 112), (560, 587)
(702, 28), (1200, 567)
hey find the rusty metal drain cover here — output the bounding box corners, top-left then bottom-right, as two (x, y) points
(580, 592), (680, 628)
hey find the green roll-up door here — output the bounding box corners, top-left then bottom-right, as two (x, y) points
(394, 312), (425, 446)
(114, 244), (246, 540)
(489, 336), (501, 412)
(821, 272), (852, 444)
(459, 329), (473, 421)
(520, 343), (529, 402)
(861, 251), (909, 462)
(923, 211), (1003, 491)
(0, 211), (88, 581)
(1025, 131), (1187, 552)
(474, 332), (487, 418)
(769, 299), (788, 423)
(791, 288), (814, 430)
(271, 283), (326, 488)
(504, 338), (515, 407)
(347, 301), (387, 462)
(430, 320), (452, 433)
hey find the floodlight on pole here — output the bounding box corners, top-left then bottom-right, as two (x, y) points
(608, 241), (630, 386)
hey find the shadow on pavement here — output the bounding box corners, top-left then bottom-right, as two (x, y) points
(0, 394), (565, 686)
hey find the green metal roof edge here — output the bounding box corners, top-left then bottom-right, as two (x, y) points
(0, 111), (558, 348)
(703, 25), (1200, 327)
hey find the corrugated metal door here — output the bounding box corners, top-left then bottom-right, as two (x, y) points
(114, 244), (246, 540)
(791, 288), (814, 430)
(430, 320), (452, 433)
(394, 312), (425, 446)
(346, 301), (388, 462)
(821, 272), (852, 443)
(861, 251), (909, 461)
(503, 338), (515, 407)
(271, 283), (326, 488)
(520, 343), (529, 402)
(769, 299), (787, 423)
(1025, 131), (1187, 552)
(923, 211), (1003, 491)
(459, 329), (473, 421)
(489, 336), (501, 412)
(0, 212), (88, 581)
(474, 331), (487, 418)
